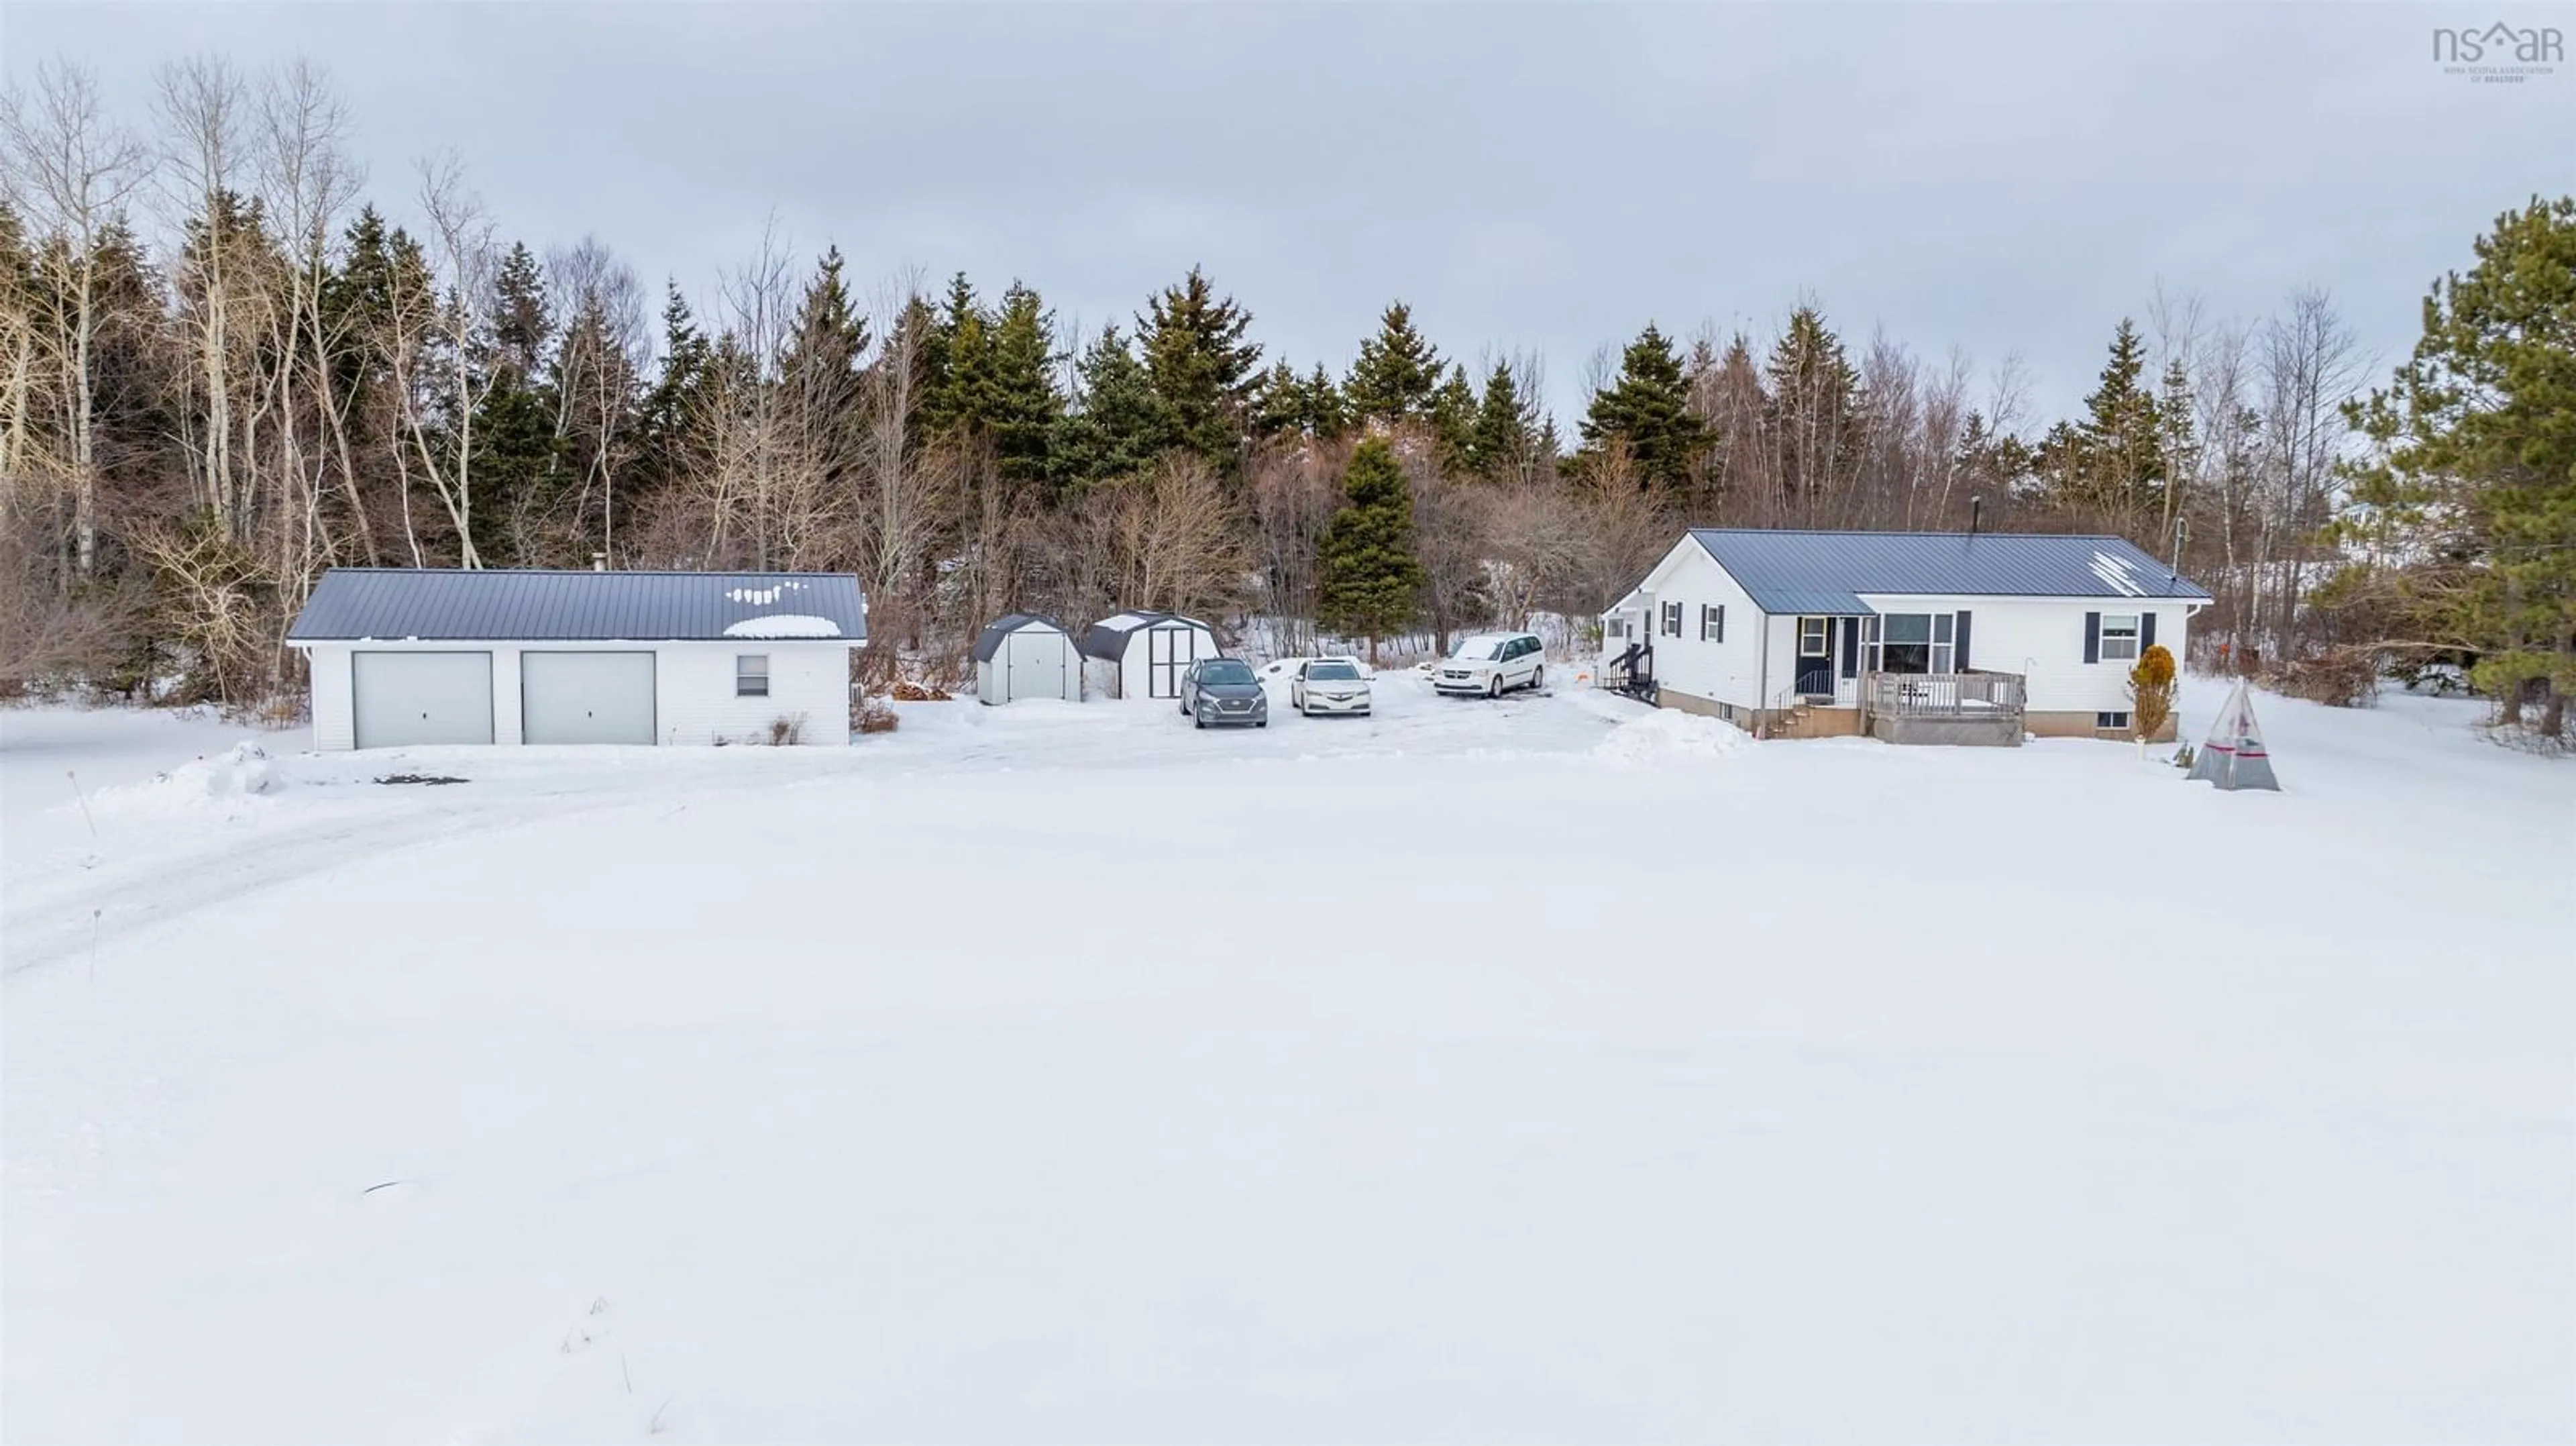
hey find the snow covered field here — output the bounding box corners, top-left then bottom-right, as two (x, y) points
(5, 679), (2571, 1443)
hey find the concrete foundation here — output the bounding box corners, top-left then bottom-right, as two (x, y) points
(1869, 713), (2023, 746)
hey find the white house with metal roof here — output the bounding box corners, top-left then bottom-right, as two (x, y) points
(287, 568), (868, 749)
(1077, 611), (1220, 701)
(1599, 529), (2209, 743)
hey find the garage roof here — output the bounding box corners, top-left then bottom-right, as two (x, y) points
(1076, 611), (1212, 661)
(1686, 530), (2210, 615)
(971, 613), (1069, 662)
(287, 568), (870, 643)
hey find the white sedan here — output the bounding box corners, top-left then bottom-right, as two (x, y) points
(1288, 657), (1373, 717)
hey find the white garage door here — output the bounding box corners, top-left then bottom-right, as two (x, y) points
(1006, 630), (1071, 702)
(521, 651), (656, 745)
(352, 651), (494, 749)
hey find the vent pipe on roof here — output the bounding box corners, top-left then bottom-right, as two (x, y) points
(1968, 496), (1982, 536)
(592, 552), (606, 572)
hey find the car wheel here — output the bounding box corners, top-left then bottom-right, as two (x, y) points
(1531, 665), (1545, 692)
(1193, 715), (1205, 729)
(1487, 674), (1503, 699)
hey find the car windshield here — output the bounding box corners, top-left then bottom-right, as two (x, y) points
(1307, 662), (1360, 681)
(1449, 639), (1503, 661)
(1196, 661), (1254, 685)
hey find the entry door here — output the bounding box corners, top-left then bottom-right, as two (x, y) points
(353, 651), (494, 749)
(1006, 631), (1067, 701)
(1794, 617), (1835, 696)
(1146, 627), (1191, 699)
(521, 651), (657, 744)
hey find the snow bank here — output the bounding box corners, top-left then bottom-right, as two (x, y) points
(1593, 708), (1747, 767)
(723, 614), (841, 639)
(87, 741), (276, 815)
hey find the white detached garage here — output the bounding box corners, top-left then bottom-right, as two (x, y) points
(973, 614), (1079, 704)
(288, 568), (869, 749)
(1077, 611), (1220, 700)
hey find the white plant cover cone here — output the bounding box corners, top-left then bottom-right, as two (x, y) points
(2188, 679), (2280, 791)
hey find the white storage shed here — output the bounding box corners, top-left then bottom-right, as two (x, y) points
(287, 567), (869, 749)
(973, 613), (1080, 705)
(1077, 611), (1220, 701)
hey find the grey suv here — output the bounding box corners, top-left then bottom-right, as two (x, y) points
(1180, 657), (1269, 728)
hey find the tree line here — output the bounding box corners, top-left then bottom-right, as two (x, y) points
(1, 59), (2566, 738)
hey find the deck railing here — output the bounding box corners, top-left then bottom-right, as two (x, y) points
(1864, 670), (2026, 719)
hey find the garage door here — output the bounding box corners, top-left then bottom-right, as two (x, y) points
(352, 651), (494, 749)
(521, 651), (656, 745)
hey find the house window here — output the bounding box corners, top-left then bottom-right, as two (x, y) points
(2100, 613), (2141, 662)
(1661, 601), (1682, 637)
(736, 654), (770, 697)
(1607, 618), (1625, 641)
(1701, 605), (1724, 642)
(2097, 710), (2131, 730)
(1872, 613), (1955, 675)
(1799, 617), (1831, 657)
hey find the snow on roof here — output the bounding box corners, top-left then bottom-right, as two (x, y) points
(972, 613), (1070, 662)
(722, 614), (843, 639)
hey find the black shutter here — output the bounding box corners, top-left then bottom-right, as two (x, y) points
(2141, 611), (2158, 650)
(1955, 610), (1973, 670)
(1840, 617), (1859, 678)
(1716, 605), (1725, 643)
(2083, 611), (2102, 663)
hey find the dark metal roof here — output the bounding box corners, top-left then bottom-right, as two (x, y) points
(971, 613), (1069, 663)
(1076, 611), (1213, 661)
(287, 568), (869, 643)
(1684, 530), (2210, 615)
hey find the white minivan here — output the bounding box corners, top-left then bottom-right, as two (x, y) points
(1434, 631), (1548, 697)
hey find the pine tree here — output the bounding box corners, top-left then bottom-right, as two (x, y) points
(1466, 360), (1534, 480)
(469, 239), (563, 561)
(637, 279), (712, 494)
(2344, 195), (2576, 735)
(984, 281), (1065, 492)
(1053, 322), (1163, 490)
(1428, 362), (1477, 467)
(1345, 301), (1443, 424)
(1764, 307), (1860, 521)
(1582, 323), (1706, 493)
(1136, 266), (1262, 468)
(2040, 319), (2166, 537)
(1316, 435), (1426, 653)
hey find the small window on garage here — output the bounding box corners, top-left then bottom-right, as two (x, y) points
(1701, 605), (1724, 642)
(736, 654), (769, 697)
(1661, 601), (1682, 637)
(2097, 710), (2131, 730)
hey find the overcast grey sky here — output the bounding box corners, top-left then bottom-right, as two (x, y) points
(6, 2), (2569, 425)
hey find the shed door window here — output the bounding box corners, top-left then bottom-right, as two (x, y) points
(2100, 613), (2141, 662)
(736, 654), (770, 697)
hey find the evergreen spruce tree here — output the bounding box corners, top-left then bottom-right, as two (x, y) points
(984, 281), (1065, 492)
(1251, 360), (1306, 440)
(1345, 301), (1444, 424)
(1305, 362), (1352, 440)
(1466, 360), (1536, 480)
(468, 239), (563, 562)
(1136, 266), (1262, 468)
(1428, 362), (1477, 466)
(2040, 319), (2165, 535)
(1581, 323), (1707, 492)
(2344, 195), (2576, 734)
(637, 279), (712, 494)
(1764, 307), (1861, 519)
(1316, 436), (1426, 654)
(1053, 322), (1164, 490)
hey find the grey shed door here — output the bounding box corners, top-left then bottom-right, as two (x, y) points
(353, 651), (494, 749)
(1006, 629), (1067, 701)
(521, 651), (656, 745)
